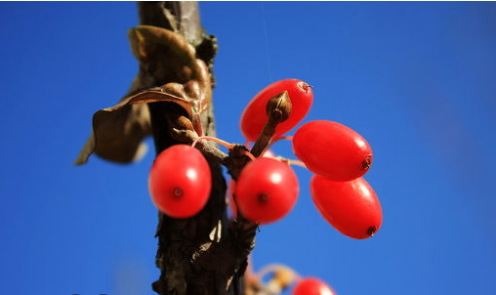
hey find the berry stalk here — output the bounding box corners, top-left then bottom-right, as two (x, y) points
(250, 91), (293, 157)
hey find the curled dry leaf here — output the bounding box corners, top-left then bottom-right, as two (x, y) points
(75, 25), (212, 165)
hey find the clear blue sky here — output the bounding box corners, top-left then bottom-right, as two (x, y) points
(1, 2), (495, 295)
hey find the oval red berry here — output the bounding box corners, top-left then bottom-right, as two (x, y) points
(293, 120), (372, 181)
(240, 79), (313, 142)
(310, 175), (382, 239)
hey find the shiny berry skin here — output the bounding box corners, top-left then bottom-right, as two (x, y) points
(293, 120), (372, 181)
(240, 79), (313, 142)
(292, 277), (337, 295)
(236, 157), (299, 224)
(148, 144), (211, 218)
(310, 175), (382, 239)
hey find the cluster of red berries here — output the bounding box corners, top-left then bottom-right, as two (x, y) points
(293, 121), (382, 239)
(148, 78), (382, 240)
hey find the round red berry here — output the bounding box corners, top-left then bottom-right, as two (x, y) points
(148, 144), (211, 218)
(236, 157), (299, 224)
(292, 277), (337, 295)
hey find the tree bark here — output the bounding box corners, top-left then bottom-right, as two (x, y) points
(138, 2), (257, 295)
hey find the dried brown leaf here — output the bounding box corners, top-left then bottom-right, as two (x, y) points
(75, 25), (212, 165)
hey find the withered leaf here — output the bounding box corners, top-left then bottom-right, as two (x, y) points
(75, 25), (212, 165)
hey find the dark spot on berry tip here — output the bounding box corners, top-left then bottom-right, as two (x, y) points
(257, 193), (269, 204)
(172, 187), (183, 199)
(367, 226), (377, 237)
(300, 83), (313, 92)
(361, 155), (372, 171)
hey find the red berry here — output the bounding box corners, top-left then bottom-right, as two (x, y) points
(292, 277), (337, 295)
(148, 144), (211, 218)
(236, 157), (299, 224)
(293, 120), (372, 181)
(310, 175), (382, 239)
(240, 79), (313, 142)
